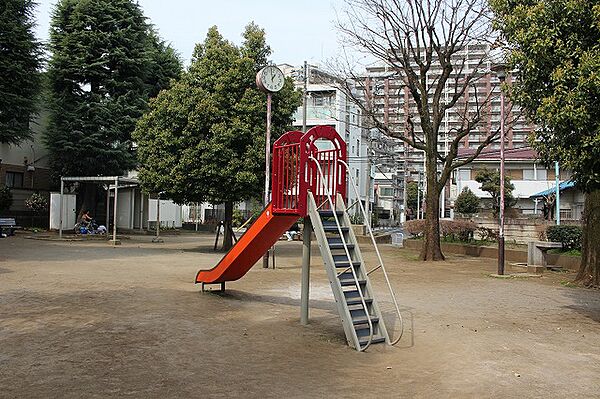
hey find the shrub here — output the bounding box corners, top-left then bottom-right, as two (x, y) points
(0, 186), (12, 213)
(546, 225), (582, 250)
(440, 219), (477, 242)
(404, 219), (426, 237)
(454, 187), (479, 215)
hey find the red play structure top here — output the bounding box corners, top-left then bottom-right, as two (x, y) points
(271, 125), (347, 217)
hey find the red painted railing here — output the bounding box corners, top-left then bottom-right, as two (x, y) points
(272, 126), (347, 216)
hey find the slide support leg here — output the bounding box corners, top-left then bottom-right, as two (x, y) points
(301, 216), (312, 325)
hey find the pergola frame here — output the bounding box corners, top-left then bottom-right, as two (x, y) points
(58, 176), (139, 242)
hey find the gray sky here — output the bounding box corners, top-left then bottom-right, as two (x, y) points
(34, 0), (347, 67)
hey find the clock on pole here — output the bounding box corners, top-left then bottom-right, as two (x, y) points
(256, 65), (284, 268)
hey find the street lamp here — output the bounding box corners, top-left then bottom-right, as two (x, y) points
(492, 63), (507, 275)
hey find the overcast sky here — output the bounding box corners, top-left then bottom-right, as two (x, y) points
(33, 0), (348, 67)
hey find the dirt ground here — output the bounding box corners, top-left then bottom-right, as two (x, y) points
(0, 233), (599, 398)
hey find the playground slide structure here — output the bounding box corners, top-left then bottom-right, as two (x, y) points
(195, 126), (403, 351)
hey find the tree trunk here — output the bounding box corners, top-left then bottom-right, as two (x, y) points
(576, 189), (600, 287)
(420, 154), (445, 261)
(77, 183), (97, 222)
(222, 201), (234, 251)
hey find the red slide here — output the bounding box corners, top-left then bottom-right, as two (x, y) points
(195, 203), (298, 284)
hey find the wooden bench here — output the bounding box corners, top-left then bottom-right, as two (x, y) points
(0, 218), (21, 237)
(527, 240), (563, 273)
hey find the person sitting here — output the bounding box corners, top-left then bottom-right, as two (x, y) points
(285, 222), (300, 241)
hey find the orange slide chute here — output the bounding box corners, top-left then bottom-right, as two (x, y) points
(195, 203), (298, 284)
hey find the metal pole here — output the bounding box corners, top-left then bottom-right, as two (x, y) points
(555, 161), (560, 225)
(59, 178), (64, 239)
(365, 136), (372, 227)
(300, 216), (312, 325)
(302, 61), (308, 133)
(402, 157), (408, 223)
(417, 171), (421, 220)
(113, 178), (118, 243)
(106, 187), (110, 237)
(263, 92), (273, 268)
(156, 197), (160, 238)
(195, 202), (199, 231)
(498, 87), (506, 275)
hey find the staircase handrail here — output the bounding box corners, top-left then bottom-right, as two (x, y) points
(339, 160), (404, 345)
(309, 156), (374, 352)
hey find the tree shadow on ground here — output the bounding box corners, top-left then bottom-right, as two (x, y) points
(562, 286), (600, 323)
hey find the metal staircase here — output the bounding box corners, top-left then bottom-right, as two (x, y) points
(308, 192), (390, 351)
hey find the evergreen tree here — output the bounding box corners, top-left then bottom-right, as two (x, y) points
(0, 0), (42, 145)
(133, 24), (301, 250)
(475, 168), (517, 217)
(45, 0), (181, 215)
(454, 187), (480, 216)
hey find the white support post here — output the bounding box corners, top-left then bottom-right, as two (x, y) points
(59, 178), (64, 239)
(105, 186), (110, 237)
(112, 177), (119, 245)
(301, 216), (312, 325)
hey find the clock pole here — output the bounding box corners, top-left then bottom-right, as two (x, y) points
(264, 92), (272, 209)
(262, 92), (272, 268)
(256, 65), (284, 269)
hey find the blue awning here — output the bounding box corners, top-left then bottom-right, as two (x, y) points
(530, 181), (575, 198)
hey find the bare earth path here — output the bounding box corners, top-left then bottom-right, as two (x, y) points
(0, 234), (599, 398)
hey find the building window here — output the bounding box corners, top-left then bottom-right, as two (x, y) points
(5, 172), (24, 188)
(523, 168), (548, 181)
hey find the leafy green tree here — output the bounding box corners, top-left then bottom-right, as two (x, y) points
(406, 181), (422, 218)
(491, 0), (600, 286)
(45, 0), (182, 217)
(133, 24), (301, 250)
(0, 0), (42, 144)
(475, 168), (517, 217)
(454, 187), (480, 215)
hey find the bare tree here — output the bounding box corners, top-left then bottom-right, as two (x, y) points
(334, 0), (505, 260)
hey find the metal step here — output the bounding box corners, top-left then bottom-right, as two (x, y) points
(328, 242), (355, 250)
(333, 254), (357, 263)
(340, 278), (366, 287)
(346, 297), (373, 306)
(335, 261), (361, 269)
(352, 316), (378, 325)
(359, 336), (386, 346)
(323, 225), (349, 233)
(318, 210), (345, 218)
(350, 307), (374, 320)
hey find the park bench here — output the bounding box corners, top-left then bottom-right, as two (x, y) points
(0, 218), (21, 237)
(527, 240), (563, 273)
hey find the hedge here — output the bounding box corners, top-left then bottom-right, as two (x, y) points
(546, 225), (582, 250)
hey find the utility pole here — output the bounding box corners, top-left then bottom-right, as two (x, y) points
(494, 65), (507, 276)
(302, 61), (308, 133)
(555, 161), (560, 225)
(300, 60), (311, 325)
(402, 147), (408, 223)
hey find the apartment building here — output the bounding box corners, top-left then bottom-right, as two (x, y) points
(363, 43), (535, 217)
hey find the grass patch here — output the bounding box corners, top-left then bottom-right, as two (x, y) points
(548, 248), (582, 257)
(560, 280), (579, 288)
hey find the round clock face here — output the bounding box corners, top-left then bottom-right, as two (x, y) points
(258, 66), (284, 93)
